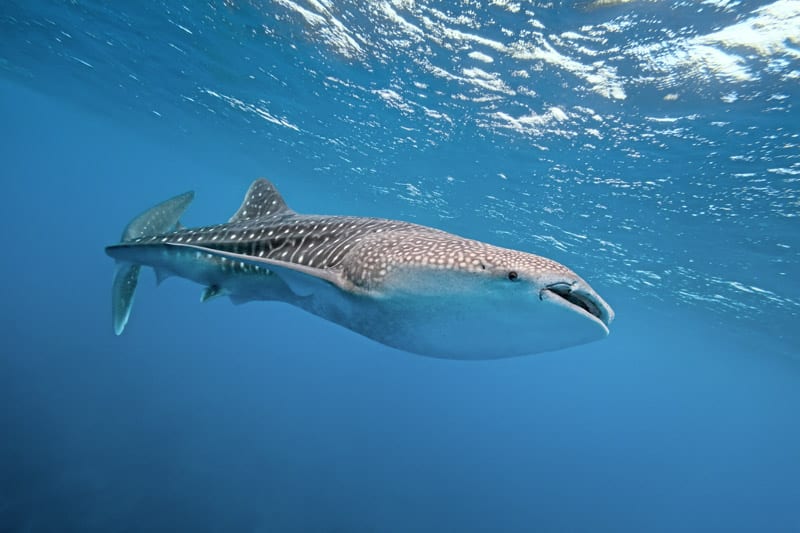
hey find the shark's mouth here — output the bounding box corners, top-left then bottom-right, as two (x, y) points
(542, 282), (609, 327)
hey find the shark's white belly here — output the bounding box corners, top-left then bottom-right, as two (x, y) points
(302, 290), (609, 359)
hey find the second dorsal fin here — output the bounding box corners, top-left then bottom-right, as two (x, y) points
(229, 178), (293, 222)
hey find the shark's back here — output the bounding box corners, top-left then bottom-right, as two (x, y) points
(129, 213), (443, 272)
(125, 178), (447, 274)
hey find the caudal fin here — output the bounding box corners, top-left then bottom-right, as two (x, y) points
(112, 263), (142, 335)
(110, 191), (194, 335)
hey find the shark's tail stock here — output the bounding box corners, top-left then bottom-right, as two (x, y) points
(110, 191), (195, 335)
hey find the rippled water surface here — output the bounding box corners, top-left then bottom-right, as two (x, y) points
(5, 0), (798, 346)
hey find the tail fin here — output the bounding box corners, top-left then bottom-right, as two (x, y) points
(111, 191), (194, 335)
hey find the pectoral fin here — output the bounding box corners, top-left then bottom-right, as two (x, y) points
(201, 285), (226, 303)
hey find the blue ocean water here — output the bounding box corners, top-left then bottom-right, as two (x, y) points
(1, 1), (799, 531)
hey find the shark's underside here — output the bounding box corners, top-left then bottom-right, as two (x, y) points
(106, 179), (614, 359)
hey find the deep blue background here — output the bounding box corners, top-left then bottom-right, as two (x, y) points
(2, 76), (799, 533)
(2, 0), (800, 531)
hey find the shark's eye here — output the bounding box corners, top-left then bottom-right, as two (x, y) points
(508, 271), (518, 281)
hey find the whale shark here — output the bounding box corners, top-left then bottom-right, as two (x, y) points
(106, 179), (614, 359)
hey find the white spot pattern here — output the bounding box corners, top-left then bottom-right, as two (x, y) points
(127, 179), (571, 288)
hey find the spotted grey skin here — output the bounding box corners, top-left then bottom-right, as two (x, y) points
(107, 178), (614, 358)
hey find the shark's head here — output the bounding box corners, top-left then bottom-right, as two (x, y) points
(476, 250), (614, 336)
(341, 232), (615, 358)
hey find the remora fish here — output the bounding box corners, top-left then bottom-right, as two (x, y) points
(106, 179), (614, 358)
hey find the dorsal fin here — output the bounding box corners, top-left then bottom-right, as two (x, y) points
(229, 178), (293, 222)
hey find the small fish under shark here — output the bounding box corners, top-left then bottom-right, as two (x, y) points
(106, 179), (614, 359)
